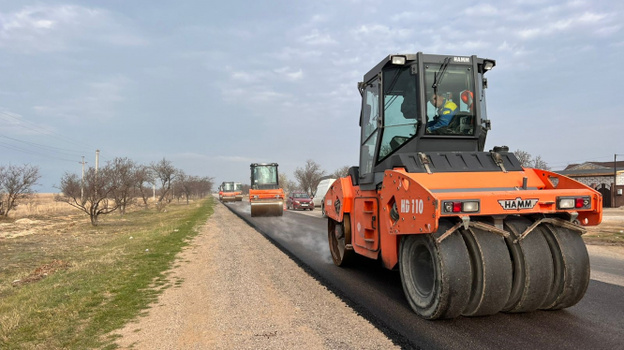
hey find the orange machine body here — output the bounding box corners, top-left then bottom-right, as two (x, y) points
(249, 188), (285, 206)
(325, 167), (602, 270)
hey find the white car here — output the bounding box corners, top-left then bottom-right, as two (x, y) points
(312, 178), (337, 217)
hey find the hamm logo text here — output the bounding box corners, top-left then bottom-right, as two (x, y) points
(498, 198), (538, 210)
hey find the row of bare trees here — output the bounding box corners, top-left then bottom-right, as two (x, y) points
(56, 158), (213, 226)
(287, 150), (551, 196)
(279, 159), (350, 195)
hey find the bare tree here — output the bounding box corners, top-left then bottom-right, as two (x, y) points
(514, 150), (532, 166)
(0, 164), (41, 217)
(134, 165), (154, 208)
(109, 157), (138, 215)
(240, 183), (251, 195)
(514, 149), (551, 170)
(294, 159), (326, 195)
(56, 165), (119, 226)
(173, 171), (189, 204)
(279, 173), (297, 194)
(332, 165), (351, 179)
(197, 176), (214, 197)
(532, 155), (550, 170)
(172, 173), (214, 204)
(151, 158), (177, 209)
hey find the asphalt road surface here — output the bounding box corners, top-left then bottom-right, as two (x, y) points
(225, 200), (624, 350)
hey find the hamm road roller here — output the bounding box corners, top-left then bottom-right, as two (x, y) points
(325, 53), (602, 319)
(218, 181), (241, 202)
(249, 163), (284, 217)
(234, 182), (243, 201)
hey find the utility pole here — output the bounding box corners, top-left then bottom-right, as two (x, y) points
(616, 154), (619, 207)
(80, 156), (86, 202)
(95, 149), (100, 174)
(94, 149), (100, 196)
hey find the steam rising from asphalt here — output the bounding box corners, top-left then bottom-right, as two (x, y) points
(224, 200), (333, 264)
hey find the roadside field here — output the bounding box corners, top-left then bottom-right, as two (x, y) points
(0, 194), (214, 349)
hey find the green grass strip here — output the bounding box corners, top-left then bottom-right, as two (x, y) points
(0, 198), (214, 349)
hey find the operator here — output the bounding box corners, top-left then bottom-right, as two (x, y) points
(427, 92), (457, 132)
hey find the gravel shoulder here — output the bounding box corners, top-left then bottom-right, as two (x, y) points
(114, 202), (399, 349)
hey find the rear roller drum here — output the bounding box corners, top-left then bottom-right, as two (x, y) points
(539, 224), (590, 310)
(250, 202), (283, 217)
(461, 227), (512, 317)
(399, 221), (472, 319)
(503, 217), (554, 313)
(328, 215), (354, 266)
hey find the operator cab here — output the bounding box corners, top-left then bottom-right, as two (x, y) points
(250, 163), (280, 190)
(357, 53), (511, 189)
(222, 182), (235, 191)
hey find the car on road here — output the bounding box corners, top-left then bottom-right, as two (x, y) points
(286, 192), (314, 211)
(312, 178), (336, 216)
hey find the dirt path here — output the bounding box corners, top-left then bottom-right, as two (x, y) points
(114, 203), (399, 349)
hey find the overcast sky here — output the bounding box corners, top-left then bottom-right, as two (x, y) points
(1, 0), (622, 192)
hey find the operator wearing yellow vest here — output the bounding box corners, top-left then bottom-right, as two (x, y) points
(427, 92), (457, 132)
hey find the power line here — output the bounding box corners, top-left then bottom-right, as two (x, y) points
(0, 134), (83, 157)
(0, 140), (78, 163)
(0, 110), (90, 150)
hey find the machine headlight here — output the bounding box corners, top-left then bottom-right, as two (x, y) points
(557, 196), (590, 210)
(442, 200), (480, 213)
(391, 55), (406, 65)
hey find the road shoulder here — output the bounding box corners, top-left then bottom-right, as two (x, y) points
(114, 203), (399, 349)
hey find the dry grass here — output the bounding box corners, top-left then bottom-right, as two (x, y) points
(7, 193), (74, 218)
(0, 194), (166, 239)
(583, 207), (624, 245)
(0, 193), (214, 349)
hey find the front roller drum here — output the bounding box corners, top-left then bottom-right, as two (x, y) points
(399, 221), (472, 319)
(250, 201), (284, 217)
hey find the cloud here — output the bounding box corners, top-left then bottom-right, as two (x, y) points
(32, 75), (132, 121)
(0, 5), (146, 53)
(230, 70), (261, 83)
(462, 4), (499, 16)
(299, 29), (337, 46)
(274, 66), (303, 81)
(215, 155), (257, 163)
(516, 11), (611, 40)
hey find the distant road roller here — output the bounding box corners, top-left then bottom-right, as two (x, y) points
(234, 182), (243, 201)
(325, 53), (602, 319)
(218, 181), (240, 202)
(249, 163), (284, 217)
